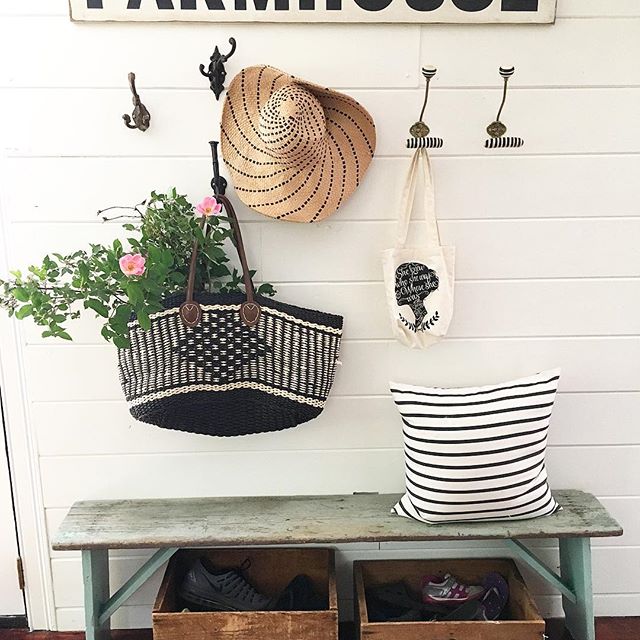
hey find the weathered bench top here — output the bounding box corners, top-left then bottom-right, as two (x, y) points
(52, 490), (622, 551)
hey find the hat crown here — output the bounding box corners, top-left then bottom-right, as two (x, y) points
(258, 84), (326, 158)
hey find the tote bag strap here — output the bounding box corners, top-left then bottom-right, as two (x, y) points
(395, 148), (442, 248)
(180, 194), (261, 329)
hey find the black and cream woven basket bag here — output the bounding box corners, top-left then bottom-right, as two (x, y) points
(118, 194), (343, 436)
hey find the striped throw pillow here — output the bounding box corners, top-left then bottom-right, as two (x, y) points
(391, 369), (561, 524)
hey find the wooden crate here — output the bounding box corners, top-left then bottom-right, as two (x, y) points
(153, 547), (338, 640)
(354, 558), (545, 640)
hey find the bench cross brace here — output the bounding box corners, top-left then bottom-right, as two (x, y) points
(82, 547), (178, 640)
(507, 539), (577, 602)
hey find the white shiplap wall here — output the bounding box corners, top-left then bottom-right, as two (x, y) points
(1, 0), (640, 630)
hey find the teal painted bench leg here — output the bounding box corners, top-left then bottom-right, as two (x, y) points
(81, 547), (178, 639)
(559, 537), (595, 640)
(82, 549), (110, 640)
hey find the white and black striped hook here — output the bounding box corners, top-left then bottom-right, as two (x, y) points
(406, 66), (443, 150)
(485, 66), (524, 149)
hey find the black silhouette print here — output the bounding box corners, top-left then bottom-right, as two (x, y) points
(395, 262), (439, 330)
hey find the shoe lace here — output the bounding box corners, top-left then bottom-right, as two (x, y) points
(222, 559), (265, 605)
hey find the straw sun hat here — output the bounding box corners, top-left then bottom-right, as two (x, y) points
(221, 65), (376, 223)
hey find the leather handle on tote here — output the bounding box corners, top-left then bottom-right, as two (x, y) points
(179, 194), (261, 328)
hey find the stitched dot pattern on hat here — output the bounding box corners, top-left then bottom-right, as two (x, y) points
(259, 85), (327, 159)
(221, 65), (376, 223)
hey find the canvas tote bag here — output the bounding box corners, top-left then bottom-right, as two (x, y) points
(382, 148), (455, 349)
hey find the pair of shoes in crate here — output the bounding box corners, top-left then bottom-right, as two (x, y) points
(178, 557), (323, 613)
(422, 572), (509, 621)
(366, 572), (509, 623)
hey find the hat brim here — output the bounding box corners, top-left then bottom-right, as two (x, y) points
(221, 65), (376, 223)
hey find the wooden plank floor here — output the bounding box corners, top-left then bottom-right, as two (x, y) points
(1, 619), (639, 640)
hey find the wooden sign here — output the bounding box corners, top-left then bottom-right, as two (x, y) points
(70, 0), (557, 23)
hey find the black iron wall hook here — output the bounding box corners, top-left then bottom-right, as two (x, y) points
(122, 72), (151, 132)
(200, 38), (237, 100)
(209, 141), (227, 195)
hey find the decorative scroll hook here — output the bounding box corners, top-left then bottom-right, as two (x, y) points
(411, 66), (437, 138)
(484, 66), (524, 149)
(406, 66), (443, 149)
(122, 72), (151, 132)
(200, 37), (237, 100)
(486, 66), (514, 139)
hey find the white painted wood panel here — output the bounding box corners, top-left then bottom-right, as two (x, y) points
(340, 338), (640, 395)
(2, 17), (638, 89)
(0, 19), (420, 90)
(37, 449), (405, 508)
(9, 217), (640, 290)
(37, 445), (640, 509)
(21, 336), (640, 402)
(592, 594), (640, 617)
(6, 155), (640, 223)
(30, 391), (640, 454)
(31, 392), (640, 458)
(3, 88), (640, 158)
(596, 498), (640, 547)
(277, 280), (640, 338)
(0, 0), (67, 16)
(260, 219), (640, 281)
(21, 279), (640, 344)
(51, 555), (165, 609)
(32, 398), (402, 456)
(32, 397), (402, 456)
(558, 1), (640, 18)
(420, 18), (640, 88)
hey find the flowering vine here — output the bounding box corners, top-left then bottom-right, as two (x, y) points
(0, 191), (275, 348)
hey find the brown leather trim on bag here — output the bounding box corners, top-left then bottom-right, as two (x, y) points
(179, 194), (261, 328)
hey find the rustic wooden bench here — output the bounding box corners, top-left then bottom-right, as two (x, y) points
(52, 490), (622, 640)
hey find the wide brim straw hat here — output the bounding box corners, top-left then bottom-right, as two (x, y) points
(221, 65), (376, 223)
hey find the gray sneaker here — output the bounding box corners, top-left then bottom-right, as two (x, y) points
(422, 573), (484, 607)
(179, 558), (272, 611)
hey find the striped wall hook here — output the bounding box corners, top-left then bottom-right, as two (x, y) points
(485, 66), (524, 149)
(406, 66), (444, 150)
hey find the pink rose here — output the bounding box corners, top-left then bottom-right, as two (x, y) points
(195, 195), (223, 218)
(119, 253), (146, 277)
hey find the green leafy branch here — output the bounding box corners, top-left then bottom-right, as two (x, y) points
(0, 189), (275, 348)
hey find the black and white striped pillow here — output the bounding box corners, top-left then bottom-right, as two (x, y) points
(391, 369), (561, 524)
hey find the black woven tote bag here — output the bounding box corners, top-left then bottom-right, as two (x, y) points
(117, 194), (343, 436)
